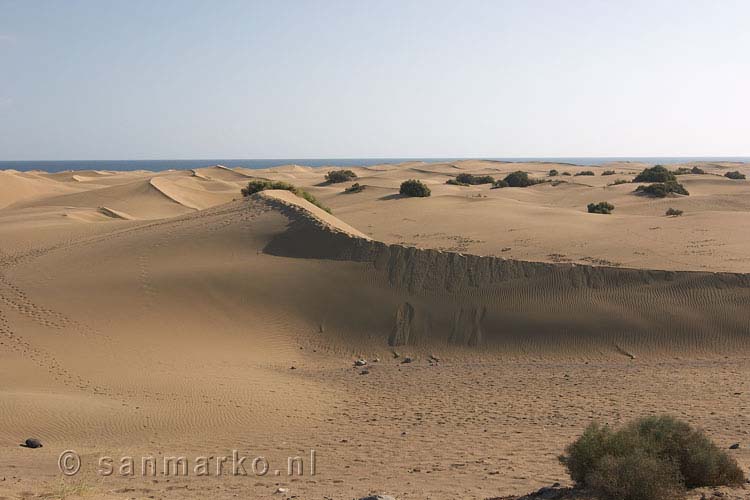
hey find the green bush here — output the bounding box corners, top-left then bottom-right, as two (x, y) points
(561, 172), (572, 176)
(241, 180), (331, 213)
(587, 201), (615, 214)
(560, 416), (745, 500)
(399, 179), (431, 197)
(634, 165), (676, 183)
(635, 181), (689, 197)
(601, 170), (616, 176)
(666, 207), (683, 216)
(548, 169), (559, 177)
(455, 173), (495, 185)
(503, 171), (539, 187)
(325, 169), (357, 183)
(491, 179), (509, 189)
(446, 179), (469, 186)
(344, 182), (365, 193)
(725, 171), (746, 180)
(609, 179), (629, 186)
(674, 166), (705, 175)
(575, 170), (595, 176)
(585, 446), (685, 500)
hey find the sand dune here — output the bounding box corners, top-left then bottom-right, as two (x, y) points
(0, 170), (85, 209)
(0, 161), (749, 499)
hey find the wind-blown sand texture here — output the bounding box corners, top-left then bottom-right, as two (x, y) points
(0, 160), (749, 499)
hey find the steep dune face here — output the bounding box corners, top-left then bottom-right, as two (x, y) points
(258, 191), (750, 354)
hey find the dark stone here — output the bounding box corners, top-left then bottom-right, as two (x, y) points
(21, 438), (42, 449)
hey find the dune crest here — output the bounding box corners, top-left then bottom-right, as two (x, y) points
(256, 191), (750, 352)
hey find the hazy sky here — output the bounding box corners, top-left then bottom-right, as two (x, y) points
(1, 0), (749, 160)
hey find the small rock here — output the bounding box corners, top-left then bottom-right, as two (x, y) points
(372, 357), (380, 363)
(359, 369), (369, 375)
(729, 443), (740, 449)
(354, 359), (367, 367)
(21, 438), (42, 449)
(275, 487), (289, 494)
(358, 496), (396, 500)
(391, 350), (400, 359)
(401, 357), (413, 364)
(289, 366), (296, 370)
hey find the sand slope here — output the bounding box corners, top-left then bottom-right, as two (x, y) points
(0, 161), (749, 499)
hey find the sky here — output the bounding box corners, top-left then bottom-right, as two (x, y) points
(0, 0), (749, 160)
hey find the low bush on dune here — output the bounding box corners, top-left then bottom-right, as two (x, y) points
(725, 170), (746, 180)
(587, 201), (614, 214)
(325, 169), (357, 183)
(635, 180), (689, 197)
(399, 179), (431, 197)
(491, 179), (509, 189)
(634, 165), (676, 183)
(666, 207), (684, 216)
(548, 169), (559, 177)
(560, 415), (745, 500)
(575, 170), (595, 176)
(601, 170), (616, 176)
(455, 173), (495, 185)
(502, 170), (541, 187)
(241, 180), (331, 213)
(446, 178), (469, 186)
(674, 166), (706, 175)
(608, 179), (629, 186)
(561, 171), (572, 176)
(344, 182), (365, 193)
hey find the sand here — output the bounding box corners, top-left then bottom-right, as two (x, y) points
(0, 161), (749, 499)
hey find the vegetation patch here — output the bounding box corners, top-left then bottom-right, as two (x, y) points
(634, 165), (676, 183)
(575, 170), (595, 176)
(674, 166), (705, 175)
(344, 182), (365, 193)
(587, 201), (614, 214)
(560, 415), (745, 500)
(446, 179), (469, 186)
(241, 180), (331, 213)
(725, 170), (746, 180)
(608, 179), (629, 186)
(491, 179), (509, 189)
(561, 172), (572, 176)
(635, 181), (689, 197)
(501, 170), (541, 187)
(454, 173), (495, 185)
(325, 169), (358, 183)
(548, 169), (559, 177)
(666, 207), (684, 216)
(399, 179), (431, 197)
(601, 170), (616, 176)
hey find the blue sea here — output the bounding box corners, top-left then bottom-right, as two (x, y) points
(1, 157), (748, 173)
